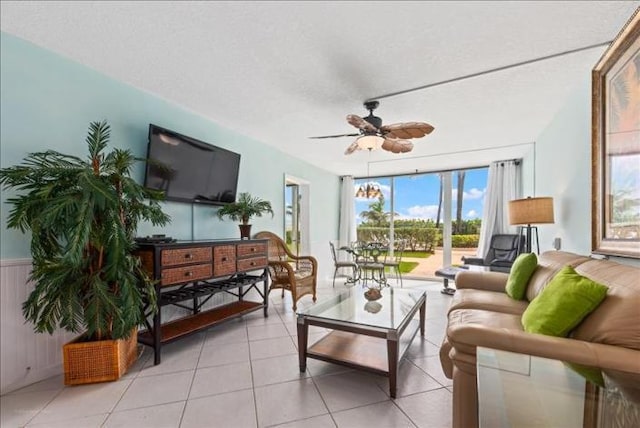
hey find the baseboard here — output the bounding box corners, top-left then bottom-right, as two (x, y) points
(1, 363), (63, 395)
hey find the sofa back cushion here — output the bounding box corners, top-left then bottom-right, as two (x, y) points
(571, 259), (640, 351)
(525, 251), (591, 302)
(448, 288), (529, 315)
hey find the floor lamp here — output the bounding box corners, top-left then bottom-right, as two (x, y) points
(508, 197), (555, 254)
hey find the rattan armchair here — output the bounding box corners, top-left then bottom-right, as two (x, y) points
(254, 231), (317, 311)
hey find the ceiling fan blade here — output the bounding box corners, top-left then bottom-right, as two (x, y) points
(309, 133), (360, 139)
(346, 114), (378, 133)
(382, 138), (414, 154)
(344, 141), (360, 155)
(381, 122), (434, 139)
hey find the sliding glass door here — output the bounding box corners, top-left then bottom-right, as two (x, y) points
(353, 167), (488, 279)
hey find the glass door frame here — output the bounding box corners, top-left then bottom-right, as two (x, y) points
(284, 174), (310, 256)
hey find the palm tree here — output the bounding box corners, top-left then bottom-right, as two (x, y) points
(360, 195), (391, 227)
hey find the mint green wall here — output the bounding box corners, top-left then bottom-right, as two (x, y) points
(533, 75), (592, 255)
(0, 33), (340, 264)
(530, 73), (639, 267)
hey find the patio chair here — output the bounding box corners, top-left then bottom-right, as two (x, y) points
(254, 231), (317, 311)
(329, 242), (358, 287)
(383, 240), (405, 287)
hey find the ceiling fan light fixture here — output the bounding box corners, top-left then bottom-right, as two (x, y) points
(356, 135), (384, 150)
(355, 185), (366, 198)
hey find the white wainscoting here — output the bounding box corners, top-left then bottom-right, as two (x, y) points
(0, 259), (76, 395)
(0, 259), (241, 394)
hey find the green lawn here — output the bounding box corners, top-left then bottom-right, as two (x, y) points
(386, 261), (419, 274)
(400, 261), (419, 273)
(402, 251), (432, 259)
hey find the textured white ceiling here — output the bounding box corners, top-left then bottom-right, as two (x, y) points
(1, 1), (638, 177)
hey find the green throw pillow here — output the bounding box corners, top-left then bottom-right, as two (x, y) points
(564, 362), (605, 387)
(522, 266), (608, 337)
(505, 253), (538, 300)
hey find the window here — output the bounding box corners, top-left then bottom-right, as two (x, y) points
(354, 167), (488, 278)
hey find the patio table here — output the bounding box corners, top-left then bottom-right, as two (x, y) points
(340, 242), (388, 287)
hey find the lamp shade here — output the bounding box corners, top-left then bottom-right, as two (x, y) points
(509, 197), (555, 225)
(356, 135), (384, 150)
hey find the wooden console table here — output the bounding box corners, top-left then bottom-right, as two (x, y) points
(136, 239), (269, 364)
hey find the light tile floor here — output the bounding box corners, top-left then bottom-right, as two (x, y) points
(1, 278), (454, 428)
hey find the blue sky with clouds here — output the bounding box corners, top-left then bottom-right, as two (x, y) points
(354, 167), (488, 223)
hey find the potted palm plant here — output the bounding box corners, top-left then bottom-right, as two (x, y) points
(0, 121), (170, 385)
(216, 192), (273, 239)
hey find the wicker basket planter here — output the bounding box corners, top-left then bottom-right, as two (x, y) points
(63, 329), (138, 385)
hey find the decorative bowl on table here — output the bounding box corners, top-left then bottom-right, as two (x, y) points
(364, 288), (382, 301)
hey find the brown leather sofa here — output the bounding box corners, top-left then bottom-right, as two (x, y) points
(439, 251), (640, 428)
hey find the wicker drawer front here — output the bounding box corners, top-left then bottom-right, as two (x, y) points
(237, 243), (267, 257)
(237, 257), (267, 272)
(161, 264), (212, 286)
(161, 247), (212, 267)
(213, 245), (237, 276)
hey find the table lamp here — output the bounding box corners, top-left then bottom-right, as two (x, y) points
(508, 197), (555, 254)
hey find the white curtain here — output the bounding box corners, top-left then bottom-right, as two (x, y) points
(338, 176), (356, 257)
(476, 160), (522, 257)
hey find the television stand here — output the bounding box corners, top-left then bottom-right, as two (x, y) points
(135, 239), (269, 365)
(135, 235), (177, 244)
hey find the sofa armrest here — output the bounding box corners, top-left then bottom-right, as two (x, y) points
(448, 323), (640, 374)
(455, 270), (509, 293)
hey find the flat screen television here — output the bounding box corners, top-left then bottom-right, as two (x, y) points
(143, 124), (240, 205)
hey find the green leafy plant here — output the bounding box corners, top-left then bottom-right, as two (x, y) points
(0, 121), (170, 341)
(216, 192), (273, 224)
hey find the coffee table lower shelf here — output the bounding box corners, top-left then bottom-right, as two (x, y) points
(307, 330), (389, 374)
(302, 318), (421, 398)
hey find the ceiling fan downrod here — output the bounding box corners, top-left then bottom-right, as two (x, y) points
(362, 100), (382, 129)
(363, 100), (379, 113)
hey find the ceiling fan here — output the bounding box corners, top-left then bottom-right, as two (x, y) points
(309, 101), (434, 155)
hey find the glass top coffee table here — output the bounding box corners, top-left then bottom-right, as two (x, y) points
(296, 287), (426, 398)
(477, 347), (640, 428)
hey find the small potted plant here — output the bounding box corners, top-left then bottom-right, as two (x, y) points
(216, 192), (273, 239)
(0, 121), (170, 385)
